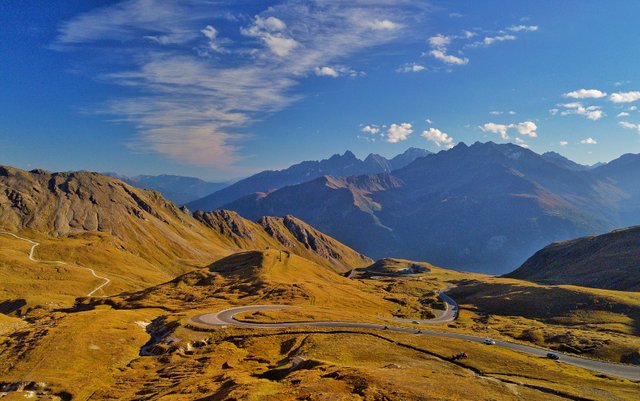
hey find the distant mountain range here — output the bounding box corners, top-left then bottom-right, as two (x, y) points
(186, 147), (431, 211)
(506, 225), (640, 291)
(217, 142), (640, 274)
(105, 173), (228, 204)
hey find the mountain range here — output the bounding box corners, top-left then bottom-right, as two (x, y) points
(186, 147), (431, 211)
(218, 142), (640, 274)
(105, 173), (228, 205)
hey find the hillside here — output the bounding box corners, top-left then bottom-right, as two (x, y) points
(187, 147), (430, 211)
(0, 165), (371, 311)
(193, 210), (371, 272)
(506, 226), (640, 291)
(224, 142), (625, 273)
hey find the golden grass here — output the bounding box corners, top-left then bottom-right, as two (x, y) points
(0, 306), (163, 399)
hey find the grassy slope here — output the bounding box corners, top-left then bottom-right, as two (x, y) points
(448, 277), (640, 363)
(506, 225), (640, 291)
(1, 255), (639, 399)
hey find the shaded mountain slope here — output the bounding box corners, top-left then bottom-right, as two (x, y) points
(106, 173), (228, 204)
(593, 153), (640, 224)
(223, 142), (623, 273)
(187, 148), (430, 211)
(506, 226), (640, 291)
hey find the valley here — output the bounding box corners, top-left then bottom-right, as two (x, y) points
(1, 165), (639, 400)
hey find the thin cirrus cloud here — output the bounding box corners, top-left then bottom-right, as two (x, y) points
(53, 0), (425, 167)
(619, 121), (640, 132)
(425, 23), (538, 66)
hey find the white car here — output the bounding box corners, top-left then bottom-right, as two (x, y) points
(483, 339), (496, 345)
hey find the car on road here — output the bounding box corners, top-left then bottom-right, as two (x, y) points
(483, 339), (496, 345)
(546, 352), (560, 360)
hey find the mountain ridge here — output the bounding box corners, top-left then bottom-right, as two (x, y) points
(186, 147), (431, 211)
(221, 142), (636, 274)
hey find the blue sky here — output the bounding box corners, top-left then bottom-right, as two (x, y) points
(2, 1), (640, 180)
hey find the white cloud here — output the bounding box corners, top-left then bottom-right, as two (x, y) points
(580, 137), (597, 145)
(489, 111), (503, 115)
(55, 0), (423, 167)
(429, 49), (469, 65)
(396, 63), (425, 73)
(480, 123), (510, 140)
(428, 34), (452, 49)
(558, 102), (604, 120)
(361, 125), (380, 135)
(630, 106), (638, 111)
(315, 66), (338, 77)
(512, 121), (537, 137)
(364, 19), (400, 31)
(241, 16), (298, 57)
(619, 121), (640, 132)
(425, 118), (433, 124)
(315, 65), (362, 78)
(421, 127), (454, 149)
(482, 34), (516, 46)
(617, 112), (630, 118)
(563, 89), (607, 99)
(386, 123), (413, 143)
(200, 25), (228, 53)
(480, 121), (537, 140)
(507, 25), (538, 32)
(559, 140), (569, 146)
(508, 110), (516, 115)
(609, 91), (640, 103)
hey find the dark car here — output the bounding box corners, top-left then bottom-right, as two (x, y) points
(546, 352), (560, 360)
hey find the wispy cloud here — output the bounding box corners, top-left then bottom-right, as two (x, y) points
(425, 21), (538, 66)
(580, 137), (597, 145)
(507, 25), (538, 32)
(619, 121), (640, 132)
(54, 0), (426, 167)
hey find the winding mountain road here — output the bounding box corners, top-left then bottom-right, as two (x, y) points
(0, 231), (110, 297)
(192, 299), (640, 381)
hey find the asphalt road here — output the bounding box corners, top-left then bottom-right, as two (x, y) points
(192, 302), (640, 381)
